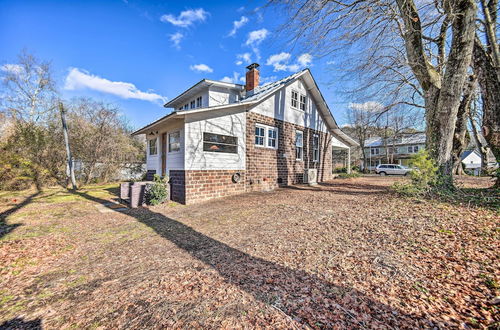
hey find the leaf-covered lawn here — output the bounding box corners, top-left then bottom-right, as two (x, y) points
(0, 177), (498, 328)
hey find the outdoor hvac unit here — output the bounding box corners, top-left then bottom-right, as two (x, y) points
(304, 169), (318, 185)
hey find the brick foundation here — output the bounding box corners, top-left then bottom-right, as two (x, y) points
(181, 170), (246, 204)
(169, 170), (186, 204)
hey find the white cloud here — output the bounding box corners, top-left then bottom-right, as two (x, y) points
(235, 53), (252, 65)
(228, 16), (249, 37)
(348, 101), (384, 112)
(160, 8), (209, 28)
(265, 52), (312, 72)
(169, 32), (183, 49)
(297, 53), (313, 67)
(245, 28), (268, 46)
(64, 68), (165, 103)
(0, 64), (22, 74)
(189, 64), (213, 73)
(220, 72), (241, 84)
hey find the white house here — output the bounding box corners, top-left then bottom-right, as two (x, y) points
(133, 64), (357, 204)
(461, 150), (482, 175)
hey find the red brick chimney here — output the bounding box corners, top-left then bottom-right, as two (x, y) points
(245, 63), (260, 92)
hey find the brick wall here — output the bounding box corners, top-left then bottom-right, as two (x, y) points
(168, 113), (333, 205)
(183, 170), (246, 204)
(169, 170), (186, 204)
(246, 112), (332, 192)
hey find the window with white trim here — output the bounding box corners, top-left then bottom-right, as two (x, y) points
(407, 145), (419, 153)
(255, 124), (278, 149)
(268, 127), (278, 148)
(148, 138), (157, 155)
(299, 94), (307, 111)
(196, 96), (202, 108)
(370, 148), (380, 155)
(190, 100), (195, 109)
(168, 131), (180, 152)
(183, 104), (189, 110)
(295, 130), (303, 160)
(291, 90), (298, 108)
(313, 134), (319, 162)
(255, 126), (265, 146)
(203, 132), (238, 154)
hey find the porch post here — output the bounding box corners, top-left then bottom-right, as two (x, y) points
(346, 148), (351, 174)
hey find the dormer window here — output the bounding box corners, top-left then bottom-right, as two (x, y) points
(196, 96), (202, 108)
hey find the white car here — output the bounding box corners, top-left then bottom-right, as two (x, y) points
(375, 164), (411, 176)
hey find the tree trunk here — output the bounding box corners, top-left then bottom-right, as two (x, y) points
(397, 0), (477, 186)
(59, 102), (77, 191)
(473, 37), (500, 186)
(452, 75), (476, 174)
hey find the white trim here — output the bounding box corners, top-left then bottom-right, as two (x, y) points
(312, 133), (319, 162)
(255, 123), (278, 149)
(295, 130), (304, 160)
(168, 131), (181, 153)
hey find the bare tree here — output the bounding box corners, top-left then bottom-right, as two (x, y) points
(269, 0), (478, 184)
(345, 102), (381, 171)
(0, 50), (57, 123)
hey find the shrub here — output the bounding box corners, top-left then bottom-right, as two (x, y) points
(144, 174), (169, 206)
(337, 171), (361, 179)
(393, 150), (438, 196)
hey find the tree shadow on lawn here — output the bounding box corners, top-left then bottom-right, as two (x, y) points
(0, 191), (41, 239)
(75, 191), (432, 328)
(0, 317), (42, 329)
(282, 182), (391, 196)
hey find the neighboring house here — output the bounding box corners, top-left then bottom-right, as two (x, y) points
(461, 150), (482, 175)
(362, 133), (426, 170)
(133, 64), (357, 204)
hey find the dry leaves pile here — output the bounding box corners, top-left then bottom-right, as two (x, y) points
(0, 176), (498, 328)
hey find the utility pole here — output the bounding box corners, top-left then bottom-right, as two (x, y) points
(59, 102), (77, 191)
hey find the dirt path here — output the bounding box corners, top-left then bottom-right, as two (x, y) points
(0, 177), (498, 328)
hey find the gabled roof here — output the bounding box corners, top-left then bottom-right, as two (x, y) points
(461, 149), (480, 160)
(133, 69), (358, 147)
(164, 79), (244, 109)
(365, 133), (426, 147)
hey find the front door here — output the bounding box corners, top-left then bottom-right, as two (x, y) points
(161, 133), (167, 176)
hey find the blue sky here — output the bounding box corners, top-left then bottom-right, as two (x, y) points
(0, 0), (353, 129)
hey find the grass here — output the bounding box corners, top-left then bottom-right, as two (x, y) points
(0, 178), (498, 328)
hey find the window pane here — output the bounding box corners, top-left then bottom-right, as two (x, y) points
(169, 132), (180, 152)
(203, 143), (237, 153)
(203, 132), (238, 154)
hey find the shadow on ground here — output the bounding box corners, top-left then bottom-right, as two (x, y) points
(0, 317), (42, 329)
(74, 190), (430, 328)
(0, 191), (41, 239)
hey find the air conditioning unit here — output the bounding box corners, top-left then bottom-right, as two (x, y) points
(304, 169), (318, 185)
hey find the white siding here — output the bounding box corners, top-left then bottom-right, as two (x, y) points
(144, 119), (185, 175)
(331, 135), (349, 148)
(184, 109), (246, 170)
(208, 86), (240, 106)
(250, 79), (328, 133)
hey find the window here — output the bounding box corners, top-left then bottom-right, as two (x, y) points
(203, 132), (238, 154)
(255, 124), (278, 149)
(291, 90), (298, 108)
(183, 104), (189, 110)
(407, 145), (419, 153)
(313, 134), (319, 162)
(295, 130), (303, 160)
(268, 127), (278, 148)
(178, 107), (182, 111)
(196, 96), (202, 108)
(255, 126), (265, 146)
(190, 100), (195, 109)
(370, 148), (380, 155)
(168, 131), (180, 152)
(148, 138), (157, 155)
(299, 94), (307, 111)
